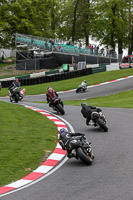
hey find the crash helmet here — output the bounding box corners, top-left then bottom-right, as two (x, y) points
(16, 78), (19, 82)
(60, 128), (67, 134)
(81, 102), (87, 107)
(47, 86), (52, 90)
(84, 80), (86, 83)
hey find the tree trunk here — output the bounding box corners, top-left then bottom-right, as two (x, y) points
(85, 34), (89, 46)
(118, 38), (123, 63)
(128, 28), (133, 55)
(72, 0), (79, 43)
(111, 3), (116, 49)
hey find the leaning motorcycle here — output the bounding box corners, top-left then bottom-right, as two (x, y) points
(68, 136), (94, 165)
(8, 86), (21, 103)
(90, 111), (108, 132)
(76, 84), (87, 93)
(50, 97), (65, 115)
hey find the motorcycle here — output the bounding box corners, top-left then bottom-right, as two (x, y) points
(8, 86), (25, 103)
(76, 84), (87, 93)
(50, 97), (65, 115)
(90, 111), (108, 132)
(68, 136), (94, 165)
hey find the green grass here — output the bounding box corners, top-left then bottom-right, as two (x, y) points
(0, 62), (14, 68)
(1, 68), (133, 97)
(0, 102), (58, 186)
(64, 89), (133, 108)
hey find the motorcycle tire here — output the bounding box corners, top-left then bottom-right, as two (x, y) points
(76, 147), (93, 165)
(96, 119), (108, 132)
(10, 97), (13, 102)
(15, 93), (19, 103)
(76, 88), (81, 93)
(56, 104), (65, 115)
(83, 89), (86, 92)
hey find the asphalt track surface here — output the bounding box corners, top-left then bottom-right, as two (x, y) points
(1, 77), (133, 200)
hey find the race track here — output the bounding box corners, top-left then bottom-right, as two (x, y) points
(1, 77), (133, 200)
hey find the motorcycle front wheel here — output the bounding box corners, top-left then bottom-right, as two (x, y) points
(10, 97), (13, 102)
(76, 147), (93, 165)
(96, 119), (108, 132)
(76, 88), (81, 93)
(56, 104), (65, 115)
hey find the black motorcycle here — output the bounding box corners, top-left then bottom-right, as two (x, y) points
(76, 84), (87, 93)
(90, 111), (108, 132)
(68, 136), (94, 165)
(50, 97), (65, 115)
(8, 86), (21, 103)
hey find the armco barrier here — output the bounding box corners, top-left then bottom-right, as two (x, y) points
(45, 70), (59, 75)
(1, 68), (92, 88)
(92, 64), (106, 74)
(16, 74), (30, 80)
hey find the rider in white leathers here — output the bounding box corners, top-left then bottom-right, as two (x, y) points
(81, 80), (87, 87)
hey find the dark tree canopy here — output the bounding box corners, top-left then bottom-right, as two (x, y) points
(0, 0), (132, 55)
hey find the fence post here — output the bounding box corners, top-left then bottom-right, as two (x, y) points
(25, 62), (26, 74)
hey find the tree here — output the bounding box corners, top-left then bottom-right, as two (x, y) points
(0, 0), (52, 47)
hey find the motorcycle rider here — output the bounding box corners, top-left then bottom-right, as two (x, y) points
(59, 128), (94, 159)
(46, 86), (59, 107)
(81, 80), (87, 87)
(81, 102), (102, 126)
(8, 78), (21, 96)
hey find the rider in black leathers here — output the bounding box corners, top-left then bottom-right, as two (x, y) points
(8, 78), (21, 96)
(59, 128), (89, 158)
(81, 102), (102, 126)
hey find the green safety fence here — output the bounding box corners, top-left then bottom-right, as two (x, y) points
(16, 74), (30, 79)
(92, 63), (107, 74)
(45, 70), (59, 75)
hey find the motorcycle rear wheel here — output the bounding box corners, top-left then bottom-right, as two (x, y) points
(56, 104), (65, 115)
(96, 119), (108, 132)
(15, 93), (19, 103)
(76, 147), (93, 165)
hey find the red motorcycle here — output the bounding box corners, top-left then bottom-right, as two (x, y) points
(50, 97), (65, 115)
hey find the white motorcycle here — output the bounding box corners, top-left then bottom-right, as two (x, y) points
(9, 87), (26, 103)
(76, 84), (87, 93)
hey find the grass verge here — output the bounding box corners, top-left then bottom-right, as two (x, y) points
(64, 89), (133, 108)
(0, 102), (58, 186)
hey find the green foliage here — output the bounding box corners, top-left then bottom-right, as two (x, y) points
(0, 0), (132, 53)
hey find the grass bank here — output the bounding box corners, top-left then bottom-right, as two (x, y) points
(0, 102), (58, 186)
(64, 89), (133, 108)
(1, 68), (133, 97)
